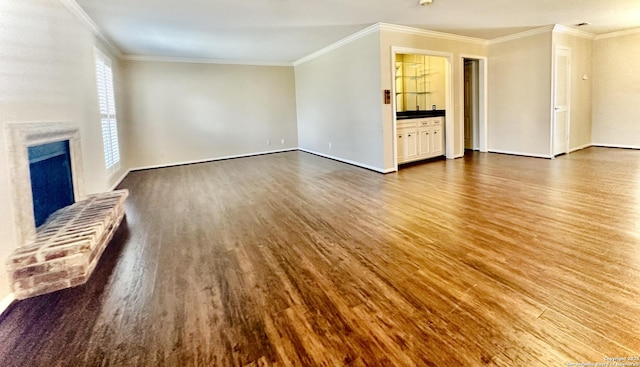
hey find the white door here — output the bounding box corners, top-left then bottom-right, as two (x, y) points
(406, 129), (418, 159)
(418, 128), (431, 156)
(397, 133), (405, 163)
(432, 126), (443, 156)
(553, 47), (571, 156)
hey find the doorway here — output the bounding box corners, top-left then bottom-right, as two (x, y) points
(459, 55), (487, 155)
(553, 46), (571, 156)
(463, 59), (480, 152)
(391, 47), (454, 169)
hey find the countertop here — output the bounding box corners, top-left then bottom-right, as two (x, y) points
(396, 110), (445, 120)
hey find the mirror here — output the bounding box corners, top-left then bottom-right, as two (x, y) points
(395, 54), (446, 112)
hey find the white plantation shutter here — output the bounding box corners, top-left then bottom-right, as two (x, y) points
(94, 50), (120, 170)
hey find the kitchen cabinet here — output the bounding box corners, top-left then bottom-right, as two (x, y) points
(397, 117), (444, 164)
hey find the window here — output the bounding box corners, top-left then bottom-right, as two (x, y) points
(94, 49), (120, 171)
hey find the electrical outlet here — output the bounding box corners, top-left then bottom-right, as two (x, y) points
(328, 142), (332, 149)
(267, 139), (271, 146)
(281, 138), (285, 144)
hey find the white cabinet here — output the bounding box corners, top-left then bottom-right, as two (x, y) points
(397, 129), (418, 162)
(418, 127), (431, 156)
(397, 117), (444, 164)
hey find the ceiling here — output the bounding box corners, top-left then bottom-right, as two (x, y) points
(74, 0), (640, 63)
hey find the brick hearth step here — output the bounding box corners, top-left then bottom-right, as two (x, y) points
(6, 189), (129, 299)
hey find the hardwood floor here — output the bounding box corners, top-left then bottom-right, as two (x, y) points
(1, 148), (639, 366)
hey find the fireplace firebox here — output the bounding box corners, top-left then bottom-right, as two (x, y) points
(28, 140), (75, 227)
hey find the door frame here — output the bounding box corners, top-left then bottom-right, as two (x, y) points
(391, 47), (454, 169)
(459, 55), (488, 154)
(551, 46), (572, 157)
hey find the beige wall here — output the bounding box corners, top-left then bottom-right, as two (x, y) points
(380, 30), (488, 169)
(488, 32), (553, 157)
(122, 61), (298, 169)
(592, 31), (640, 148)
(553, 32), (593, 151)
(0, 0), (125, 301)
(295, 32), (384, 170)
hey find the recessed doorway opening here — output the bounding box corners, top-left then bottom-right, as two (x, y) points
(391, 47), (454, 169)
(460, 55), (488, 155)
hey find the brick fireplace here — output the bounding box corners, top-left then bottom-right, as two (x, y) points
(5, 122), (127, 299)
(5, 122), (86, 245)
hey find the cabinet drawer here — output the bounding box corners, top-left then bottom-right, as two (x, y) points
(397, 121), (418, 129)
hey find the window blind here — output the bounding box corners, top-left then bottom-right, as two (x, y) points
(94, 51), (120, 170)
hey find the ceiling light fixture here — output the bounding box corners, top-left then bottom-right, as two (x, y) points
(419, 0), (433, 6)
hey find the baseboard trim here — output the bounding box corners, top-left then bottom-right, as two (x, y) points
(569, 143), (593, 153)
(488, 149), (553, 159)
(0, 293), (16, 317)
(109, 168), (131, 191)
(592, 143), (640, 150)
(130, 148), (298, 172)
(298, 149), (387, 173)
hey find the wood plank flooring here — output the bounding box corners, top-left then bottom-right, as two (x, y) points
(1, 148), (639, 366)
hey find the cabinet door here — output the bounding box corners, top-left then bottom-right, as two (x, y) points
(405, 129), (418, 159)
(397, 133), (405, 163)
(431, 126), (444, 156)
(418, 128), (431, 157)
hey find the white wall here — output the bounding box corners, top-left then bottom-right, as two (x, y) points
(122, 61), (298, 169)
(488, 31), (553, 157)
(592, 31), (640, 148)
(0, 0), (126, 302)
(295, 32), (384, 171)
(380, 29), (488, 168)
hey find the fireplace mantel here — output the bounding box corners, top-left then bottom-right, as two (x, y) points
(6, 122), (85, 246)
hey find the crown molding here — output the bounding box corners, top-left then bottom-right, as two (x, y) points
(57, 0), (122, 58)
(553, 24), (595, 40)
(594, 27), (640, 40)
(123, 55), (292, 67)
(294, 22), (490, 66)
(488, 25), (555, 45)
(378, 23), (488, 45)
(293, 23), (380, 66)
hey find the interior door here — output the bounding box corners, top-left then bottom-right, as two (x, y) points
(464, 61), (473, 150)
(553, 47), (571, 156)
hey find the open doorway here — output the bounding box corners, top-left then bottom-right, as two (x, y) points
(460, 55), (487, 156)
(552, 46), (571, 156)
(391, 47), (454, 169)
(463, 58), (480, 153)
